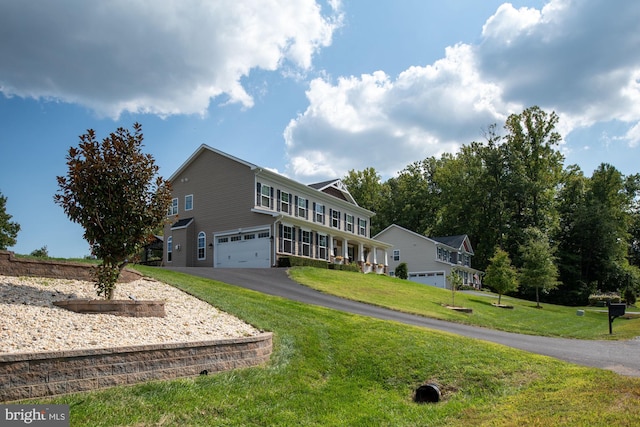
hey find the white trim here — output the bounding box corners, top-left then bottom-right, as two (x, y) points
(197, 231), (206, 260)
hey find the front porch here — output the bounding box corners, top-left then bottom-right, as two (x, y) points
(330, 238), (388, 274)
(275, 220), (391, 274)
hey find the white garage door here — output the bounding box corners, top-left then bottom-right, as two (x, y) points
(215, 230), (271, 268)
(409, 272), (446, 288)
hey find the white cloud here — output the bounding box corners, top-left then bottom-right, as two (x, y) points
(0, 0), (342, 118)
(285, 43), (520, 180)
(285, 0), (640, 181)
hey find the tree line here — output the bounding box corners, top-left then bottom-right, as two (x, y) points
(343, 106), (640, 305)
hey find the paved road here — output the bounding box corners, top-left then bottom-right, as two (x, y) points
(167, 267), (640, 377)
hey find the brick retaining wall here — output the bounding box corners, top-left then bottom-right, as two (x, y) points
(0, 333), (273, 402)
(0, 250), (141, 283)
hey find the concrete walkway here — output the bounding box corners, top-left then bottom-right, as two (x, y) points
(166, 267), (640, 377)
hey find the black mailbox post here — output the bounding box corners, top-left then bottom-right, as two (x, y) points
(607, 302), (626, 334)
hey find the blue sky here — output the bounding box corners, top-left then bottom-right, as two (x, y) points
(2, 0), (640, 258)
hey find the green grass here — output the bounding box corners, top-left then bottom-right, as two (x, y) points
(288, 267), (640, 340)
(14, 253), (99, 264)
(23, 267), (640, 426)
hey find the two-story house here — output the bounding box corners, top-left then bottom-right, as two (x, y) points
(164, 145), (392, 270)
(373, 224), (483, 288)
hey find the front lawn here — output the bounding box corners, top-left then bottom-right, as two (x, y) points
(27, 267), (640, 426)
(288, 267), (640, 340)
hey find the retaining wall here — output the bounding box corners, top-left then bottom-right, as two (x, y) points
(0, 251), (141, 283)
(0, 333), (273, 402)
(0, 251), (273, 402)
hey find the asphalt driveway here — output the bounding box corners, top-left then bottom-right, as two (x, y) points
(166, 267), (640, 377)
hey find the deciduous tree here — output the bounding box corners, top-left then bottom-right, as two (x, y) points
(55, 123), (172, 299)
(519, 227), (560, 308)
(484, 248), (518, 305)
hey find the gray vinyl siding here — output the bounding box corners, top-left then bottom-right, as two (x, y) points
(254, 176), (372, 237)
(165, 149), (273, 267)
(376, 226), (440, 274)
(165, 145), (391, 268)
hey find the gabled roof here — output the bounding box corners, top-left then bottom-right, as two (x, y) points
(432, 235), (465, 248)
(374, 224), (474, 254)
(168, 144), (258, 182)
(170, 144), (367, 211)
(432, 235), (474, 254)
(308, 179), (358, 205)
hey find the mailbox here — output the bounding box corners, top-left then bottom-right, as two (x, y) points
(607, 302), (626, 334)
(608, 303), (626, 318)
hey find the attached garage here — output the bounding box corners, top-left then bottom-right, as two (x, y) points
(408, 271), (446, 288)
(215, 229), (271, 268)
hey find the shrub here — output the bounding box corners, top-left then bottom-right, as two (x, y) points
(588, 292), (622, 306)
(624, 288), (637, 306)
(395, 262), (408, 280)
(29, 246), (49, 258)
(278, 256), (329, 269)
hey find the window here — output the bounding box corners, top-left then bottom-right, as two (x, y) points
(261, 184), (271, 208)
(297, 197), (307, 218)
(358, 219), (367, 236)
(167, 236), (173, 262)
(315, 203), (324, 223)
(185, 195), (193, 211)
(280, 192), (290, 213)
(318, 234), (327, 260)
(301, 230), (311, 257)
(282, 225), (293, 254)
(331, 210), (341, 228)
(346, 214), (354, 233)
(231, 235), (242, 242)
(244, 234), (256, 240)
(197, 232), (206, 260)
(218, 237), (229, 243)
(168, 198), (178, 216)
(393, 249), (400, 261)
(258, 231), (270, 239)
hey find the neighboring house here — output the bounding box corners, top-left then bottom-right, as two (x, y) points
(373, 224), (483, 288)
(164, 144), (392, 270)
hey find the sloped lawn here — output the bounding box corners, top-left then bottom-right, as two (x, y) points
(20, 267), (638, 426)
(288, 267), (640, 340)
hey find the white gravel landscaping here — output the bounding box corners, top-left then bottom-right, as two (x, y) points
(0, 275), (261, 354)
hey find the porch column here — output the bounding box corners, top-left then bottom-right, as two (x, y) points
(383, 249), (388, 266)
(372, 246), (378, 264)
(343, 238), (349, 261)
(358, 243), (364, 262)
(330, 235), (335, 257)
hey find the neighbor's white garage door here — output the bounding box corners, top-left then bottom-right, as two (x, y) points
(408, 272), (446, 288)
(215, 230), (271, 268)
